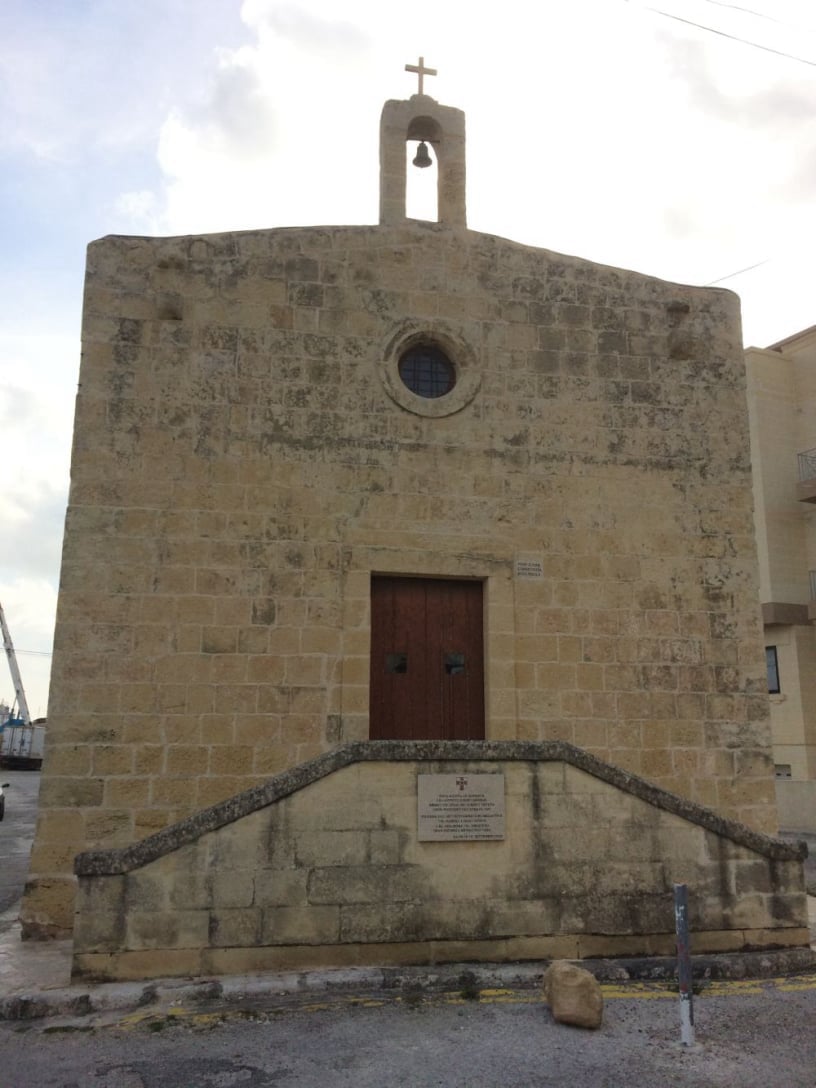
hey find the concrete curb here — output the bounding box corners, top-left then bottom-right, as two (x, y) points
(3, 947), (815, 1022)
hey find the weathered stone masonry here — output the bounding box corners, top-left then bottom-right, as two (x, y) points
(71, 742), (809, 982)
(24, 215), (777, 937)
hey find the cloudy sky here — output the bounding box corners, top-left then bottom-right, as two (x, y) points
(2, 0), (816, 716)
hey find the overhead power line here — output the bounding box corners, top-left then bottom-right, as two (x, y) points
(700, 0), (806, 30)
(625, 1), (816, 67)
(705, 257), (771, 285)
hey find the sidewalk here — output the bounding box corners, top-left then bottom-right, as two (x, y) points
(2, 898), (815, 1024)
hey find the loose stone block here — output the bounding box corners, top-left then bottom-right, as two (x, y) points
(542, 960), (604, 1029)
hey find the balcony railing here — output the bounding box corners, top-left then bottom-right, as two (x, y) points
(797, 447), (816, 482)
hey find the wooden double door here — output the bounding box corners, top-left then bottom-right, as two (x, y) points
(369, 576), (485, 741)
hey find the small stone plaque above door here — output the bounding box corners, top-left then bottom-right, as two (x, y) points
(514, 553), (544, 580)
(417, 773), (505, 841)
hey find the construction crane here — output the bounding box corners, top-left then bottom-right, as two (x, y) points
(0, 600), (31, 726)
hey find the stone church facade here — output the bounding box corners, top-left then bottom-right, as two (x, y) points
(24, 87), (784, 943)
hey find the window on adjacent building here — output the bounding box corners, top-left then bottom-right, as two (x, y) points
(765, 646), (780, 694)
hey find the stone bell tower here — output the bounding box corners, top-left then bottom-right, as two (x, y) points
(379, 56), (467, 227)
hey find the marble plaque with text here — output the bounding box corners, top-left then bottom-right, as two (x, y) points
(417, 774), (505, 841)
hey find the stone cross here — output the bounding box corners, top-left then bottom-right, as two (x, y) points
(405, 56), (437, 95)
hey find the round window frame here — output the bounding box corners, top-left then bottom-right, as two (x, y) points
(398, 344), (456, 400)
(379, 322), (481, 418)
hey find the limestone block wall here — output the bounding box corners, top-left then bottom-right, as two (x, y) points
(745, 337), (816, 804)
(25, 222), (776, 938)
(71, 742), (809, 982)
(745, 345), (814, 605)
(775, 779), (816, 832)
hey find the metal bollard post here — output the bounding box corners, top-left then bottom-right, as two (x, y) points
(673, 883), (695, 1046)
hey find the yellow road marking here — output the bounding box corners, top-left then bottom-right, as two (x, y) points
(105, 972), (816, 1030)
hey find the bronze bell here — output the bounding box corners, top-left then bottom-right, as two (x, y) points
(412, 141), (432, 168)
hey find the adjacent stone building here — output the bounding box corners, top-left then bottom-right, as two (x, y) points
(746, 326), (816, 831)
(23, 82), (788, 949)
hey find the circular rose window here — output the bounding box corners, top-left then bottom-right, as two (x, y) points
(379, 322), (481, 418)
(398, 344), (456, 399)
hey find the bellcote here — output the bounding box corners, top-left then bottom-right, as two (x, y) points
(379, 94), (467, 228)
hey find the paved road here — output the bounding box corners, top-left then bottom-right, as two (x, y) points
(2, 982), (816, 1087)
(0, 771), (40, 928)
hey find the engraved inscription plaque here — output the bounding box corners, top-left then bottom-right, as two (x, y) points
(417, 774), (505, 841)
(514, 553), (544, 580)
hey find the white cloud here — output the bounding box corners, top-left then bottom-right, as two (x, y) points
(241, 0), (368, 51)
(183, 52), (279, 160)
(0, 335), (73, 685)
(152, 2), (379, 235)
(0, 330), (72, 717)
(0, 577), (56, 720)
(113, 189), (163, 234)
